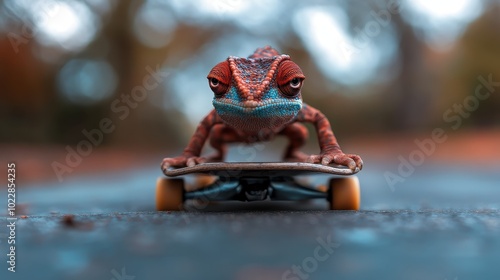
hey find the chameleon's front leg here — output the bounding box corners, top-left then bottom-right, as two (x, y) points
(161, 110), (222, 170)
(296, 105), (363, 171)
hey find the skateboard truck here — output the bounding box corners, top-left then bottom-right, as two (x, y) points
(241, 177), (269, 201)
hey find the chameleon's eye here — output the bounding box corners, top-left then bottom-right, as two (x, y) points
(277, 60), (305, 97)
(210, 78), (219, 87)
(290, 78), (301, 89)
(207, 61), (230, 97)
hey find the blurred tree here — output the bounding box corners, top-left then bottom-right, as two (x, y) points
(437, 3), (500, 128)
(389, 13), (432, 131)
(0, 5), (55, 143)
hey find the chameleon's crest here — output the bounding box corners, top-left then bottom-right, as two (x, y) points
(228, 55), (289, 101)
(248, 45), (281, 59)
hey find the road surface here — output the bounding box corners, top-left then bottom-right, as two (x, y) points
(1, 161), (499, 280)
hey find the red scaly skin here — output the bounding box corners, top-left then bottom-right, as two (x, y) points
(162, 46), (363, 171)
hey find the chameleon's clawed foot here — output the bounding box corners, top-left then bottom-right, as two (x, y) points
(161, 155), (206, 171)
(306, 152), (363, 171)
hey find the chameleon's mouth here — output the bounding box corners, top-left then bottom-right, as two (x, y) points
(213, 98), (302, 116)
(213, 98), (302, 133)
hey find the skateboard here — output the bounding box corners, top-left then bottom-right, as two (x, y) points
(157, 162), (361, 211)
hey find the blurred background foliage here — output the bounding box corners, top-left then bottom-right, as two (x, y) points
(0, 0), (499, 152)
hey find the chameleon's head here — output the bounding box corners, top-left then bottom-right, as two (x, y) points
(207, 54), (305, 133)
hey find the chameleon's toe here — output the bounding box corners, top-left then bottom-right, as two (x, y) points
(329, 153), (363, 172)
(305, 154), (322, 164)
(347, 154), (363, 170)
(186, 157), (206, 167)
(161, 157), (180, 171)
(162, 155), (206, 170)
(306, 152), (363, 172)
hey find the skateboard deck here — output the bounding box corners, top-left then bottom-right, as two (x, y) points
(163, 162), (359, 177)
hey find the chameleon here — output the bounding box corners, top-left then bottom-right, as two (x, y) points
(162, 46), (363, 171)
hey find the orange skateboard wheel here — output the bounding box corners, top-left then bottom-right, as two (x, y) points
(329, 176), (360, 210)
(156, 177), (184, 211)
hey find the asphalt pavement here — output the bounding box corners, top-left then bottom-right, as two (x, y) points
(1, 160), (500, 280)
